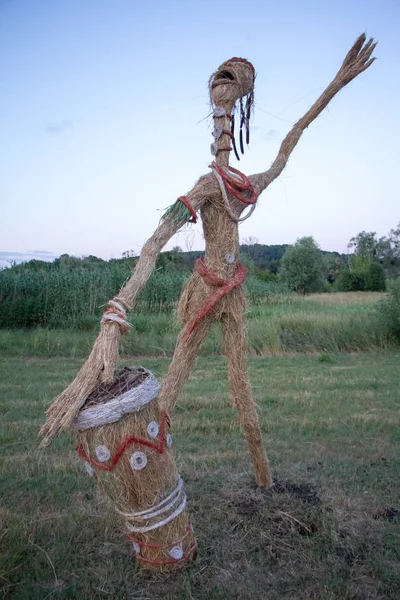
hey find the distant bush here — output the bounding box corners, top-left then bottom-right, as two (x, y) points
(336, 259), (386, 292)
(365, 262), (387, 291)
(376, 277), (400, 342)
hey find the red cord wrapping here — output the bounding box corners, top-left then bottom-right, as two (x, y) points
(177, 196), (197, 223)
(211, 162), (257, 205)
(226, 57), (255, 74)
(184, 258), (247, 336)
(76, 411), (170, 471)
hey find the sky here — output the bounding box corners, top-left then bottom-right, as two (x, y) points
(1, 0), (399, 266)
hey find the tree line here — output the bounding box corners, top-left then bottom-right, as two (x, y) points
(2, 224), (399, 298)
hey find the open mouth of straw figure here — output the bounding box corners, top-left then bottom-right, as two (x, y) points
(212, 69), (235, 87)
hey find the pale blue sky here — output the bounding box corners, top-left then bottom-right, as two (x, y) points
(1, 0), (399, 266)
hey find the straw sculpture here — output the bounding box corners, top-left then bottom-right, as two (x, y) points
(40, 34), (376, 570)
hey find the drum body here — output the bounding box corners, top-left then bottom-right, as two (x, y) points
(72, 366), (196, 572)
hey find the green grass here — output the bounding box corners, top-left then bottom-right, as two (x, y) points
(1, 352), (399, 599)
(0, 292), (391, 358)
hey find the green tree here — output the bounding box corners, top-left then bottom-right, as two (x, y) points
(155, 247), (189, 273)
(381, 223), (400, 278)
(279, 237), (325, 294)
(348, 231), (380, 260)
(348, 225), (400, 279)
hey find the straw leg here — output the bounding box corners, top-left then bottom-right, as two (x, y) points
(222, 310), (272, 488)
(159, 317), (212, 416)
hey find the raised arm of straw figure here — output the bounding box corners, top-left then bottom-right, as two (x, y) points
(41, 34), (376, 486)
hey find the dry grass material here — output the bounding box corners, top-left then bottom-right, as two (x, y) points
(75, 367), (196, 573)
(222, 294), (271, 487)
(41, 33), (377, 501)
(305, 292), (385, 305)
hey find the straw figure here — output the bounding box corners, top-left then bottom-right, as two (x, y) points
(40, 35), (376, 570)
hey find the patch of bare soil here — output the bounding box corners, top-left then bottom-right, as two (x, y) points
(373, 507), (399, 522)
(177, 473), (400, 599)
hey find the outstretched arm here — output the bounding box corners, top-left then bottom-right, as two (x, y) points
(40, 179), (208, 445)
(250, 34), (377, 196)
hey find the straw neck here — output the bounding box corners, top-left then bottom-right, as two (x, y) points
(212, 106), (233, 170)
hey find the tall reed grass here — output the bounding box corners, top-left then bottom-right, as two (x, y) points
(0, 265), (286, 329)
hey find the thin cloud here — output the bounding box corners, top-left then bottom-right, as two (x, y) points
(45, 119), (73, 134)
(262, 128), (280, 140)
(0, 250), (58, 266)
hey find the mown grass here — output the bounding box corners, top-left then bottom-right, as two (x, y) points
(1, 352), (399, 599)
(0, 292), (390, 358)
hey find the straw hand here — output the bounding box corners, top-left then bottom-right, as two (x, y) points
(334, 33), (377, 86)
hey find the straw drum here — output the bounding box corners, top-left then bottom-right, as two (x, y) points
(72, 366), (196, 572)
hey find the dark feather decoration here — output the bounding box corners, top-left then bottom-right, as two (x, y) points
(245, 91), (253, 145)
(239, 98), (245, 155)
(231, 113), (240, 161)
(232, 92), (254, 160)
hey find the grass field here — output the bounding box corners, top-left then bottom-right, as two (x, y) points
(1, 351), (399, 599)
(0, 292), (390, 358)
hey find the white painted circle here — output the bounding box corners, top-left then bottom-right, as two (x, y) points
(166, 433), (173, 448)
(95, 445), (111, 463)
(130, 451), (148, 471)
(225, 253), (235, 264)
(133, 542), (141, 554)
(85, 462), (94, 477)
(169, 543), (183, 560)
(147, 421), (159, 439)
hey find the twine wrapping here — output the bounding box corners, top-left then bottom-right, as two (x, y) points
(210, 164), (256, 223)
(211, 162), (257, 205)
(71, 370), (160, 430)
(184, 258), (247, 336)
(101, 299), (132, 335)
(177, 196), (197, 223)
(76, 410), (170, 471)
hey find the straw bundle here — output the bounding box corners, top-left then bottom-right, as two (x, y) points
(73, 367), (196, 572)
